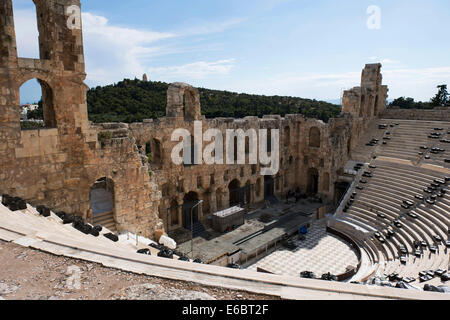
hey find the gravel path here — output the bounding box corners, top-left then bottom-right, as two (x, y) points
(0, 240), (279, 300)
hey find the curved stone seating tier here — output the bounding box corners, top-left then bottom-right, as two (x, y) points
(374, 168), (439, 186)
(354, 188), (445, 250)
(374, 165), (443, 182)
(0, 197), (169, 258)
(419, 202), (450, 226)
(336, 154), (449, 285)
(338, 119), (449, 287)
(373, 168), (441, 186)
(338, 215), (378, 233)
(412, 207), (448, 240)
(427, 204), (450, 225)
(377, 119), (450, 164)
(364, 182), (423, 201)
(368, 175), (429, 194)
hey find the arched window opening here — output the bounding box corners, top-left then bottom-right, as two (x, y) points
(145, 141), (152, 161)
(234, 136), (238, 161)
(309, 127), (321, 148)
(153, 139), (162, 165)
(146, 139), (162, 167)
(245, 137), (250, 154)
(12, 2), (40, 59)
(19, 78), (56, 130)
(284, 126), (290, 146)
(267, 130), (272, 153)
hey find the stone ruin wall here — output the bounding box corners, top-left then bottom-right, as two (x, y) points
(0, 0), (161, 238)
(0, 0), (387, 238)
(128, 76), (380, 232)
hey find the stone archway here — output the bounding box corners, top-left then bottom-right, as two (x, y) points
(19, 77), (56, 129)
(166, 83), (201, 121)
(90, 177), (116, 231)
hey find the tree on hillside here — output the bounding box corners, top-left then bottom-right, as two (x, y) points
(86, 79), (342, 123)
(431, 84), (449, 107)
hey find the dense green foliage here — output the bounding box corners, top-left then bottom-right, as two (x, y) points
(388, 97), (433, 109)
(20, 120), (44, 130)
(430, 84), (449, 107)
(86, 79), (342, 123)
(27, 100), (43, 120)
(389, 84), (449, 109)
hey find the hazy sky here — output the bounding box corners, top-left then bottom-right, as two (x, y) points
(13, 0), (450, 104)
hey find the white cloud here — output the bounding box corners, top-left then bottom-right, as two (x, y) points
(380, 59), (399, 65)
(176, 18), (246, 37)
(13, 8), (239, 86)
(12, 8), (449, 102)
(368, 57), (400, 65)
(382, 66), (450, 101)
(81, 12), (176, 85)
(82, 13), (175, 45)
(223, 66), (450, 101)
(148, 59), (236, 80)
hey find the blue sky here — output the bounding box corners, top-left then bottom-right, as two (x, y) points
(13, 0), (450, 104)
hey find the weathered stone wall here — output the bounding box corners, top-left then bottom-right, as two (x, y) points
(381, 107), (450, 121)
(342, 63), (388, 119)
(128, 79), (374, 232)
(0, 0), (388, 238)
(0, 0), (161, 238)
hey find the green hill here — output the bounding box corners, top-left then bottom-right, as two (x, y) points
(86, 78), (342, 123)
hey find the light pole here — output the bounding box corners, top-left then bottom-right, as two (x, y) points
(191, 199), (203, 259)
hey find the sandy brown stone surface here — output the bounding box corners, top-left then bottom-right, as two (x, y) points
(0, 240), (279, 300)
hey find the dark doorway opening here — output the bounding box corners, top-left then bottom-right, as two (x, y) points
(307, 168), (319, 194)
(182, 192), (199, 229)
(264, 176), (275, 200)
(334, 181), (350, 206)
(228, 179), (243, 207)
